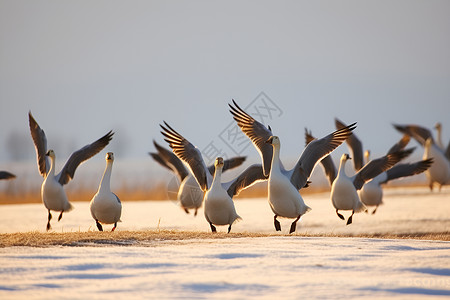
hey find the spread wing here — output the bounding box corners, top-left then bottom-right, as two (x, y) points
(304, 128), (336, 186)
(288, 123), (356, 190)
(382, 158), (434, 184)
(0, 171), (16, 180)
(28, 112), (49, 177)
(393, 124), (433, 146)
(150, 140), (189, 182)
(229, 99), (273, 177)
(160, 121), (210, 191)
(58, 131), (114, 185)
(224, 164), (266, 197)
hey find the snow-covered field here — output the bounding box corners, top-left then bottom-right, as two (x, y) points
(1, 186), (449, 299)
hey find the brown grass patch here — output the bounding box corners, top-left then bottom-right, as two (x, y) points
(1, 230), (449, 248)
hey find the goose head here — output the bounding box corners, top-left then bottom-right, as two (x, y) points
(45, 149), (55, 159)
(265, 136), (280, 147)
(434, 122), (442, 131)
(106, 152), (114, 162)
(214, 157), (224, 169)
(341, 153), (352, 162)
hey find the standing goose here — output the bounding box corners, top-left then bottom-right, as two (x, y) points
(160, 122), (266, 233)
(90, 152), (122, 231)
(331, 150), (409, 225)
(150, 140), (246, 216)
(229, 100), (356, 233)
(29, 112), (113, 231)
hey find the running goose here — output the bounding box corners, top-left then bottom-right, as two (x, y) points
(150, 140), (246, 216)
(331, 150), (409, 224)
(229, 100), (356, 233)
(0, 171), (16, 180)
(90, 152), (122, 231)
(160, 122), (266, 233)
(29, 112), (113, 231)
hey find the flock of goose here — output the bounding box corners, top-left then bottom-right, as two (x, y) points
(1, 101), (447, 233)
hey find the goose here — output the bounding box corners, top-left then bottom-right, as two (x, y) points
(90, 152), (122, 231)
(160, 122), (266, 233)
(331, 150), (409, 224)
(394, 123), (450, 190)
(29, 112), (113, 231)
(150, 140), (246, 216)
(229, 100), (356, 233)
(0, 171), (15, 180)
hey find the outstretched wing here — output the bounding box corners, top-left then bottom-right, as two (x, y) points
(58, 131), (114, 185)
(224, 164), (266, 197)
(352, 150), (411, 190)
(335, 118), (363, 171)
(150, 140), (189, 182)
(229, 100), (273, 177)
(0, 171), (16, 180)
(382, 158), (433, 184)
(289, 123), (356, 190)
(387, 134), (411, 155)
(304, 128), (336, 186)
(393, 124), (433, 146)
(28, 112), (49, 177)
(160, 121), (210, 191)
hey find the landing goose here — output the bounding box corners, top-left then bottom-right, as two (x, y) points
(331, 150), (409, 224)
(0, 171), (15, 180)
(29, 112), (113, 231)
(90, 152), (122, 231)
(160, 122), (266, 233)
(150, 141), (246, 216)
(229, 100), (356, 233)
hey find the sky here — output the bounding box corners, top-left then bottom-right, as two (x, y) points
(1, 0), (449, 167)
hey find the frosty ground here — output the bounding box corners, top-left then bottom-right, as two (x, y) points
(0, 186), (449, 299)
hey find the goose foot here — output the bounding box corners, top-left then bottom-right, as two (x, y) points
(372, 206), (378, 215)
(336, 210), (345, 220)
(58, 211), (63, 222)
(184, 208), (189, 214)
(227, 224), (232, 233)
(112, 222), (117, 232)
(274, 215), (281, 231)
(46, 210), (52, 231)
(209, 223), (217, 233)
(289, 215), (301, 234)
(96, 220), (103, 231)
(194, 208), (198, 217)
(346, 211), (354, 225)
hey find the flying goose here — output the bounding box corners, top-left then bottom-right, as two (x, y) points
(0, 171), (16, 180)
(160, 122), (266, 233)
(150, 140), (246, 216)
(229, 100), (356, 233)
(90, 152), (122, 231)
(29, 112), (113, 231)
(331, 150), (409, 224)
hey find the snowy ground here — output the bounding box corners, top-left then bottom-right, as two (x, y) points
(0, 186), (449, 299)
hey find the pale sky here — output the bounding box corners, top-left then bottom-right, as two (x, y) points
(1, 0), (449, 167)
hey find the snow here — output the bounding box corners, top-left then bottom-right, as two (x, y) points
(0, 186), (450, 299)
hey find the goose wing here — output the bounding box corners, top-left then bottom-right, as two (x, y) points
(150, 140), (189, 182)
(387, 134), (411, 154)
(393, 124), (433, 146)
(160, 121), (210, 191)
(229, 100), (273, 177)
(351, 150), (411, 190)
(224, 164), (266, 197)
(335, 118), (363, 171)
(58, 131), (114, 185)
(381, 158), (434, 184)
(305, 128), (336, 186)
(0, 171), (16, 180)
(289, 123), (356, 190)
(28, 112), (49, 177)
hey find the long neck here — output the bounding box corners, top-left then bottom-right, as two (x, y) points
(99, 161), (113, 193)
(211, 165), (223, 188)
(436, 127), (443, 148)
(338, 158), (347, 176)
(270, 144), (281, 172)
(47, 156), (56, 178)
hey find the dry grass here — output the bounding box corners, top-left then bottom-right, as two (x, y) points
(1, 230), (449, 248)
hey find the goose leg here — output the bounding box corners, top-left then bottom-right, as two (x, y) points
(372, 206), (378, 215)
(289, 215), (301, 234)
(46, 210), (52, 231)
(209, 222), (217, 233)
(274, 215), (281, 231)
(336, 209), (345, 220)
(227, 224), (232, 233)
(194, 208), (198, 217)
(96, 220), (103, 231)
(58, 211), (63, 221)
(346, 210), (354, 225)
(184, 208), (189, 214)
(111, 222), (117, 232)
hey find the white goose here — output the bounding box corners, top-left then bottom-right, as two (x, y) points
(29, 112), (113, 231)
(90, 152), (122, 231)
(150, 140), (246, 216)
(160, 122), (266, 233)
(331, 151), (408, 224)
(229, 100), (356, 233)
